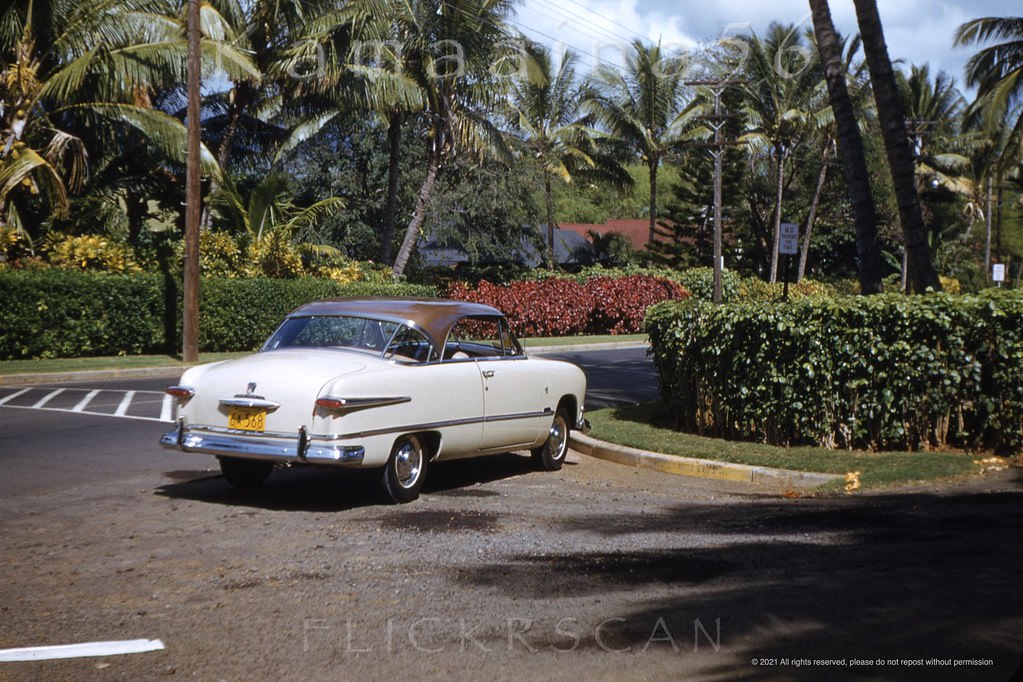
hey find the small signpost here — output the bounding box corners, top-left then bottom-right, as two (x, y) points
(993, 263), (1006, 287)
(779, 223), (799, 301)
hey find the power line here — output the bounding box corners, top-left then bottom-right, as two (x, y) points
(524, 0), (644, 48)
(434, 0), (636, 75)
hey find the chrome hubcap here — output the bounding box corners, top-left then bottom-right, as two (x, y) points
(394, 442), (422, 488)
(547, 417), (567, 460)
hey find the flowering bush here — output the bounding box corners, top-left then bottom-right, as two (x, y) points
(43, 233), (141, 273)
(448, 275), (689, 337)
(586, 275), (689, 334)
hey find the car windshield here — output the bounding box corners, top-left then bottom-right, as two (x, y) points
(262, 315), (438, 363)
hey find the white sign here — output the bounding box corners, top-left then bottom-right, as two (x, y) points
(992, 263), (1006, 282)
(779, 223), (799, 255)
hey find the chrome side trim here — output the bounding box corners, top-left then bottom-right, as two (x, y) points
(318, 396), (412, 412)
(331, 410), (550, 440)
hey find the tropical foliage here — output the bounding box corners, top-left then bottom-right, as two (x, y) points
(0, 1), (1018, 294)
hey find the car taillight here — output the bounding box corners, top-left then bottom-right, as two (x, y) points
(315, 397), (347, 410)
(166, 386), (195, 398)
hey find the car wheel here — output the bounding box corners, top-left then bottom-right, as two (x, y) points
(532, 408), (570, 471)
(381, 435), (427, 503)
(218, 456), (273, 490)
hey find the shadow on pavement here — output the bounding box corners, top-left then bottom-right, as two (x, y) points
(155, 452), (540, 512)
(457, 471), (1023, 680)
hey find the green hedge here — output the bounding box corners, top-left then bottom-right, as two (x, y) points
(644, 291), (1023, 454)
(0, 270), (434, 359)
(0, 270), (166, 359)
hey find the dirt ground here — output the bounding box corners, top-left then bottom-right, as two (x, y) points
(1, 450), (1020, 682)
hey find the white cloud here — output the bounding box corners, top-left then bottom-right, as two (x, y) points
(514, 0), (1011, 90)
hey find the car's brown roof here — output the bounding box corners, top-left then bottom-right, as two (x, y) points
(287, 297), (504, 345)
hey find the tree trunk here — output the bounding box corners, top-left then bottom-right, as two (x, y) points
(646, 156), (659, 262)
(798, 137), (831, 281)
(808, 0), (884, 294)
(852, 0), (940, 292)
(391, 150), (440, 278)
(379, 114), (403, 263)
(544, 174), (556, 270)
(984, 174), (993, 279)
(201, 84), (251, 231)
(769, 145), (785, 283)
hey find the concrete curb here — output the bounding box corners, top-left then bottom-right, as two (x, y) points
(0, 366), (188, 387)
(570, 432), (843, 490)
(528, 341), (649, 355)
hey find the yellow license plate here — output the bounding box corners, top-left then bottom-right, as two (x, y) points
(228, 408), (266, 432)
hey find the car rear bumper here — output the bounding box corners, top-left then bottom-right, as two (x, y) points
(160, 419), (365, 465)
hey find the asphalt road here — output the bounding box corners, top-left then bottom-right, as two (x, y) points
(0, 348), (1021, 681)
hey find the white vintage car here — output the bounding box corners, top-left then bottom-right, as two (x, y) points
(161, 297), (588, 503)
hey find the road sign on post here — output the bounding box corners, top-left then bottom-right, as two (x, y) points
(779, 223), (798, 301)
(992, 263), (1005, 286)
(779, 223), (799, 255)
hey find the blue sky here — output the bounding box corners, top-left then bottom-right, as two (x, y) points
(511, 0), (1015, 93)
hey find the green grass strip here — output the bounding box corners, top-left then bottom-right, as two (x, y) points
(589, 403), (984, 490)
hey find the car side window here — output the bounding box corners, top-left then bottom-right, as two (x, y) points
(445, 316), (523, 360)
(383, 325), (437, 363)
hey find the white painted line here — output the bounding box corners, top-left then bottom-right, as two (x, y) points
(0, 638), (165, 661)
(0, 403), (170, 423)
(114, 390), (136, 417)
(0, 388), (31, 406)
(159, 394), (174, 423)
(31, 388), (65, 408)
(72, 389), (101, 412)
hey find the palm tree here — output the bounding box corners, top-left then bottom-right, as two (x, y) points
(737, 23), (827, 283)
(271, 0), (423, 264)
(509, 43), (630, 269)
(852, 0), (941, 292)
(385, 0), (517, 278)
(899, 64), (966, 176)
(0, 0), (254, 240)
(211, 171), (345, 277)
(585, 40), (701, 260)
(808, 0), (883, 293)
(955, 16), (1023, 269)
(955, 16), (1023, 154)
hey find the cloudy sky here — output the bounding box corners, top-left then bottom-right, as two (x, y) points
(510, 0), (1013, 92)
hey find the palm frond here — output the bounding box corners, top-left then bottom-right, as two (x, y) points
(59, 102), (223, 180)
(41, 128), (88, 192)
(0, 145), (69, 215)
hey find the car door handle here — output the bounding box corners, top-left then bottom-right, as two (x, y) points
(482, 369), (495, 378)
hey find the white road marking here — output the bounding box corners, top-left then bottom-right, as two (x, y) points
(0, 387), (30, 406)
(114, 390), (136, 417)
(72, 389), (100, 412)
(31, 388), (65, 408)
(0, 638), (165, 662)
(0, 388), (171, 423)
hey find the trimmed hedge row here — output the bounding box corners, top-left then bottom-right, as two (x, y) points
(1, 270), (166, 359)
(447, 275), (690, 336)
(645, 291), (1023, 453)
(0, 270), (434, 359)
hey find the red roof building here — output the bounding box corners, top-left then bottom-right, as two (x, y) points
(556, 219), (668, 251)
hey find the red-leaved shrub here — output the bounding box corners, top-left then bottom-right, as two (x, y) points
(447, 275), (689, 337)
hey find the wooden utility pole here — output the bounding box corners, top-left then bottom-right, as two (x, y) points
(182, 0), (201, 362)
